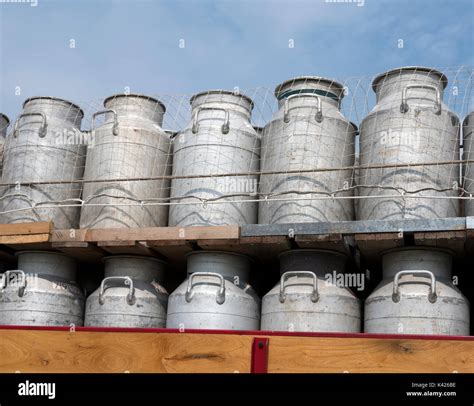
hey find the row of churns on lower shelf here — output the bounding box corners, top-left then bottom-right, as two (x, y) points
(0, 248), (469, 335)
(0, 66), (473, 228)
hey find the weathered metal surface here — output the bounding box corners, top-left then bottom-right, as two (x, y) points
(463, 111), (474, 216)
(169, 91), (260, 227)
(465, 215), (474, 229)
(0, 113), (9, 177)
(166, 251), (260, 330)
(80, 94), (171, 229)
(261, 249), (361, 332)
(0, 251), (84, 326)
(0, 97), (85, 228)
(364, 247), (470, 335)
(241, 217), (466, 237)
(259, 76), (356, 224)
(358, 67), (461, 220)
(85, 255), (168, 328)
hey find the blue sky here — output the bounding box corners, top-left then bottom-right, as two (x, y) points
(0, 0), (473, 127)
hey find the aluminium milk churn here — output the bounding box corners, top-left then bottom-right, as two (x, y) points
(0, 251), (84, 326)
(463, 111), (474, 215)
(357, 67), (460, 220)
(0, 113), (9, 177)
(80, 94), (171, 229)
(85, 255), (168, 328)
(259, 76), (356, 224)
(0, 97), (85, 228)
(166, 251), (260, 330)
(364, 247), (469, 335)
(261, 249), (361, 332)
(169, 90), (260, 227)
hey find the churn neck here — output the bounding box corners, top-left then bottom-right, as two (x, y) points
(279, 249), (347, 278)
(274, 76), (344, 109)
(16, 251), (77, 281)
(190, 90), (254, 118)
(382, 248), (453, 279)
(103, 256), (166, 283)
(371, 66), (447, 102)
(186, 251), (251, 285)
(104, 94), (166, 127)
(22, 96), (84, 126)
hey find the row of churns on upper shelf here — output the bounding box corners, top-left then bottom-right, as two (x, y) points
(0, 248), (469, 335)
(0, 66), (473, 228)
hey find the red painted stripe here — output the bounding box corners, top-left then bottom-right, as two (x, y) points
(0, 324), (472, 341)
(251, 337), (269, 373)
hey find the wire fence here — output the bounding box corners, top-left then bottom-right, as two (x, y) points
(0, 66), (472, 227)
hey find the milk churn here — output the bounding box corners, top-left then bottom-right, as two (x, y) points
(0, 113), (9, 177)
(358, 67), (460, 220)
(463, 111), (474, 215)
(85, 255), (168, 328)
(0, 251), (84, 326)
(166, 251), (260, 330)
(80, 94), (172, 229)
(0, 97), (85, 228)
(364, 247), (470, 335)
(259, 76), (356, 224)
(169, 91), (260, 227)
(261, 249), (361, 332)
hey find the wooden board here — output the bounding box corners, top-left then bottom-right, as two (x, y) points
(0, 222), (52, 236)
(86, 225), (239, 243)
(294, 233), (351, 254)
(0, 329), (251, 373)
(267, 335), (474, 373)
(51, 228), (88, 243)
(0, 328), (473, 373)
(355, 232), (404, 261)
(236, 235), (292, 260)
(148, 243), (194, 265)
(52, 241), (106, 263)
(0, 220), (471, 266)
(465, 229), (474, 254)
(0, 222), (53, 247)
(97, 241), (162, 257)
(242, 217), (466, 236)
(414, 230), (466, 255)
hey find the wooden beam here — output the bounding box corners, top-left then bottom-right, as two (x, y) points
(242, 217), (466, 237)
(0, 221), (53, 246)
(52, 241), (106, 263)
(1, 234), (50, 245)
(237, 235), (292, 260)
(294, 233), (351, 254)
(465, 229), (474, 254)
(267, 335), (474, 373)
(148, 243), (194, 265)
(86, 225), (239, 243)
(51, 229), (88, 243)
(97, 241), (160, 257)
(0, 329), (251, 373)
(414, 230), (466, 255)
(0, 329), (472, 373)
(0, 222), (52, 236)
(355, 232), (404, 260)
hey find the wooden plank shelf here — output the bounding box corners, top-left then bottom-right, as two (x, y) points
(0, 327), (472, 373)
(0, 218), (471, 264)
